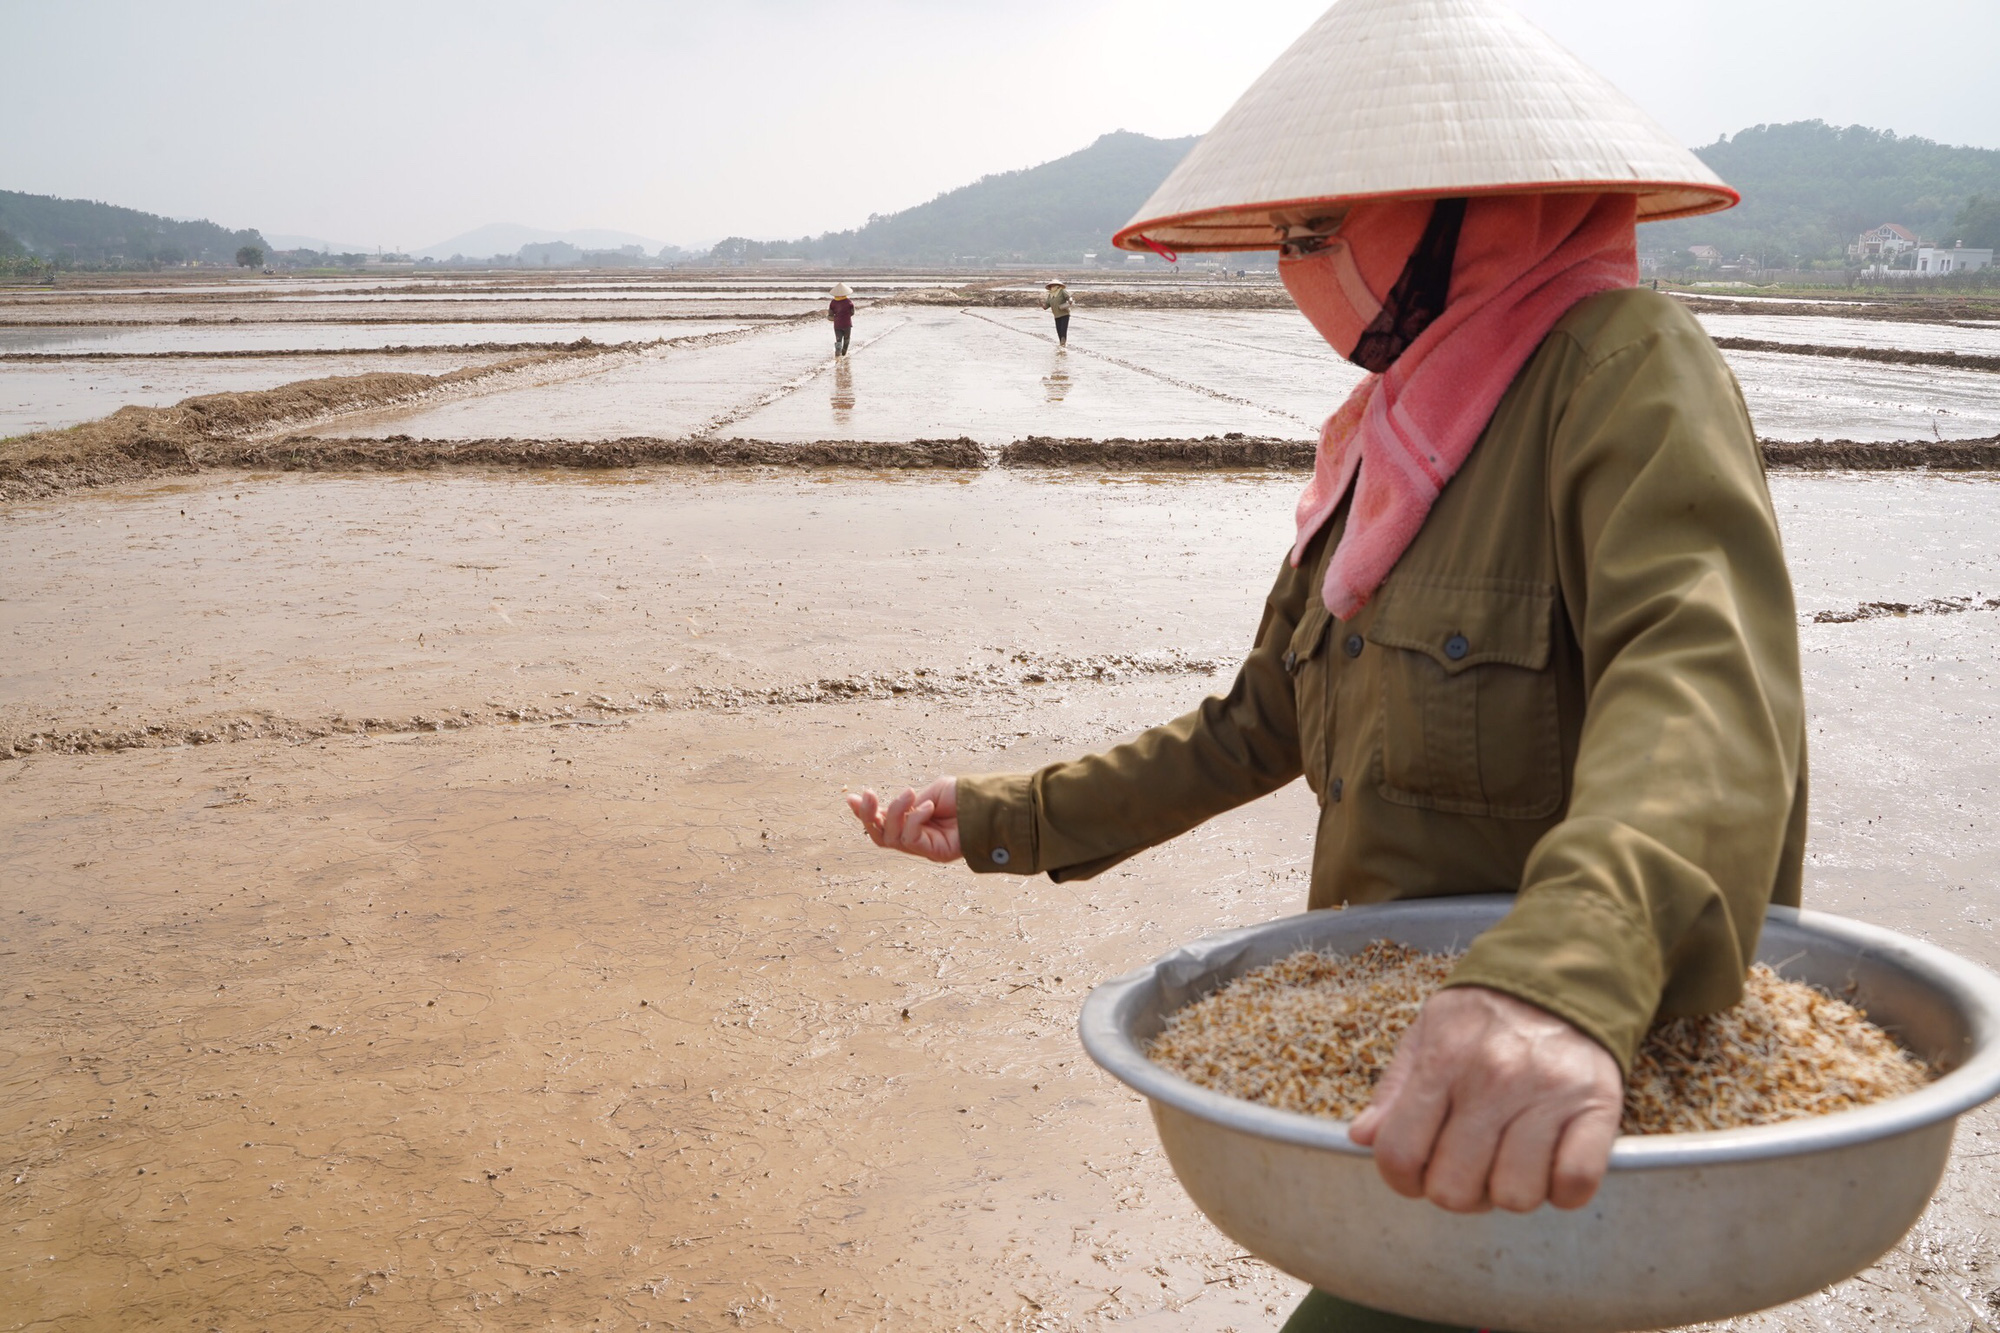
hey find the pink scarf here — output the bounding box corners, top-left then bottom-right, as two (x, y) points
(1283, 193), (1639, 618)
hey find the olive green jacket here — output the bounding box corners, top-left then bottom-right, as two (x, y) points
(957, 288), (1807, 1072)
(1042, 287), (1073, 316)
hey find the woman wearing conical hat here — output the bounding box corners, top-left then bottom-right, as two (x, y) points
(828, 282), (854, 357)
(1040, 277), (1073, 346)
(850, 3), (1802, 1327)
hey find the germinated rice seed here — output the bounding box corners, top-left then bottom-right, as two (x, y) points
(1144, 941), (1933, 1135)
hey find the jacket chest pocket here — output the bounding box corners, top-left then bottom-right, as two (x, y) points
(1368, 577), (1564, 819)
(1286, 601), (1336, 802)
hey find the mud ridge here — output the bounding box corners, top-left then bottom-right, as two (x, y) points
(216, 435), (986, 472)
(685, 652), (1223, 710)
(1674, 296), (2000, 324)
(1761, 435), (2000, 470)
(3, 653), (1222, 759)
(1709, 338), (2000, 372)
(1000, 435), (1315, 469)
(1812, 595), (2000, 624)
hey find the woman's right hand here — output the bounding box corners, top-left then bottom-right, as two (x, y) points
(846, 777), (960, 862)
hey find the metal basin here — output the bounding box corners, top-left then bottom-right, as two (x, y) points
(1078, 897), (2000, 1332)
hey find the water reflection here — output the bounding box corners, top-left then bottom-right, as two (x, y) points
(1042, 350), (1070, 403)
(831, 357), (855, 420)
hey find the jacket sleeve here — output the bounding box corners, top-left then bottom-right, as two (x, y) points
(955, 546), (1316, 879)
(1443, 320), (1806, 1072)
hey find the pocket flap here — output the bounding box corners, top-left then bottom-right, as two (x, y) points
(1369, 577), (1554, 675)
(1288, 598), (1332, 665)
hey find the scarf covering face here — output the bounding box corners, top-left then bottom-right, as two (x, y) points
(1280, 193), (1640, 618)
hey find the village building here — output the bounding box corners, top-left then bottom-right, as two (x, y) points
(1914, 241), (1993, 274)
(1848, 222), (1918, 261)
(1686, 243), (1721, 267)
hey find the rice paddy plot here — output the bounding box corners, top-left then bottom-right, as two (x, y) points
(0, 351), (527, 438)
(0, 320), (750, 356)
(1725, 351), (2000, 442)
(735, 308), (1304, 444)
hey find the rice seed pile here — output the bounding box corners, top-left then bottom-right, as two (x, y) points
(1145, 941), (1934, 1135)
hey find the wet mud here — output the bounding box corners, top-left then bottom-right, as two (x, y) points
(3, 469), (1999, 1331)
(6, 274), (2000, 1330)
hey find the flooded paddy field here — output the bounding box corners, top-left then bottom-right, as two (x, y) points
(304, 307), (2000, 448)
(7, 273), (1997, 454)
(4, 465), (2000, 1332)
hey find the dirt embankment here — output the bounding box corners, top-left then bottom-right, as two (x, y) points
(222, 435), (986, 472)
(1674, 296), (2000, 324)
(3, 650), (1221, 759)
(1000, 434), (1315, 469)
(1709, 338), (2000, 373)
(1813, 595), (2000, 625)
(1760, 436), (2000, 470)
(11, 425), (2000, 502)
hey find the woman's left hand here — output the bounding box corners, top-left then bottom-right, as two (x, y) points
(1349, 985), (1623, 1213)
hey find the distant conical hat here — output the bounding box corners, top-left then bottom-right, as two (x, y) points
(1114, 0), (1734, 253)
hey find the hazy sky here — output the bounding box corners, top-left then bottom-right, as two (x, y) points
(4, 0), (1995, 251)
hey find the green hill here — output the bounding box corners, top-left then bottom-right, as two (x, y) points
(708, 131), (1199, 266)
(0, 190), (268, 268)
(1649, 122), (2000, 264)
(715, 119), (2000, 272)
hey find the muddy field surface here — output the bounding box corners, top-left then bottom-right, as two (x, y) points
(3, 468), (1999, 1332)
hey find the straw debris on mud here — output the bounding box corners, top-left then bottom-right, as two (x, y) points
(1147, 942), (1933, 1135)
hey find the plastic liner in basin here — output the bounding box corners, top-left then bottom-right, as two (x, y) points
(1077, 896), (2000, 1333)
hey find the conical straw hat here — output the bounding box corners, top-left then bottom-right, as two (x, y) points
(1114, 0), (1734, 253)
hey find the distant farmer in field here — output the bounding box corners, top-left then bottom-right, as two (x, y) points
(1040, 278), (1072, 345)
(848, 1), (1803, 1329)
(828, 283), (854, 357)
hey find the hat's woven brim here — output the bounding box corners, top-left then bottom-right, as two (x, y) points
(1114, 0), (1735, 252)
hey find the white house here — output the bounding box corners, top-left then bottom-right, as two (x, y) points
(1849, 223), (1918, 260)
(1914, 242), (1994, 274)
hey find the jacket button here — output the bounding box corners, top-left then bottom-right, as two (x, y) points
(1344, 633), (1364, 658)
(1283, 649), (1298, 672)
(991, 847), (1010, 866)
(1444, 633), (1469, 661)
(1330, 777), (1344, 802)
